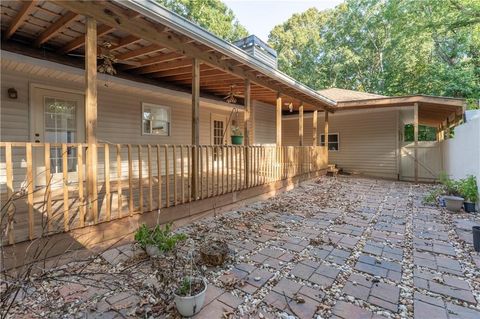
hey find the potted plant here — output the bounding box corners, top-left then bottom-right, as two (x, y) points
(439, 173), (464, 212)
(459, 175), (478, 213)
(173, 276), (208, 317)
(231, 126), (243, 145)
(134, 223), (187, 257)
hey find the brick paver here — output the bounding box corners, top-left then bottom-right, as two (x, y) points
(8, 176), (480, 319)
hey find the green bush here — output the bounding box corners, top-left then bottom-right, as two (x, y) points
(134, 223), (187, 251)
(459, 175), (478, 203)
(439, 172), (461, 196)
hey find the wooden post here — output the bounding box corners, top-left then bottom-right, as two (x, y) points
(299, 104), (304, 146)
(413, 103), (419, 183)
(312, 110), (318, 146)
(276, 93), (282, 146)
(191, 58), (200, 199)
(85, 16), (98, 222)
(244, 80), (251, 187)
(324, 111), (329, 164)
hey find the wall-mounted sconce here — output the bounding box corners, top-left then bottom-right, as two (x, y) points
(288, 102), (293, 112)
(8, 88), (18, 99)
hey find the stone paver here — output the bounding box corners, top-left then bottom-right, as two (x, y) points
(8, 176), (480, 319)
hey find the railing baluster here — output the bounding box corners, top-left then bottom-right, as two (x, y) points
(62, 144), (69, 231)
(116, 144), (122, 217)
(180, 145), (185, 204)
(105, 144), (111, 221)
(128, 144), (133, 215)
(5, 143), (14, 243)
(147, 145), (153, 211)
(172, 145), (177, 205)
(44, 143), (53, 233)
(157, 145), (162, 209)
(138, 145), (143, 213)
(165, 145), (170, 208)
(187, 145), (191, 202)
(26, 143), (34, 240)
(78, 144), (85, 226)
(200, 146), (204, 199)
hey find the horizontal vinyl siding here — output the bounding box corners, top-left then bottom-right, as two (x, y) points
(0, 57), (243, 191)
(253, 100), (276, 145)
(283, 110), (398, 179)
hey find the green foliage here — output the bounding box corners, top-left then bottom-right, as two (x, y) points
(404, 124), (437, 142)
(156, 0), (248, 42)
(231, 126), (243, 136)
(134, 223), (187, 251)
(177, 277), (191, 296)
(439, 172), (461, 196)
(458, 175), (479, 202)
(268, 0), (480, 108)
(423, 187), (445, 205)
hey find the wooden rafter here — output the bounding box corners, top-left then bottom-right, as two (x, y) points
(59, 24), (113, 54)
(120, 52), (183, 70)
(115, 44), (164, 60)
(35, 11), (78, 47)
(151, 65), (215, 78)
(4, 1), (36, 39)
(135, 58), (189, 74)
(109, 34), (141, 51)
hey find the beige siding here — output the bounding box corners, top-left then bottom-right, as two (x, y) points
(283, 109), (399, 179)
(253, 100), (276, 145)
(0, 52), (243, 191)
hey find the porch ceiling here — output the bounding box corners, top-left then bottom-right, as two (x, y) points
(0, 0), (335, 112)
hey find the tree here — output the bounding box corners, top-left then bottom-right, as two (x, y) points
(268, 0), (480, 109)
(156, 0), (248, 42)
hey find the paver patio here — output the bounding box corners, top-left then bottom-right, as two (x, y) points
(3, 176), (480, 318)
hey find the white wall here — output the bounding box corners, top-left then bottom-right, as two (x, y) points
(442, 113), (480, 183)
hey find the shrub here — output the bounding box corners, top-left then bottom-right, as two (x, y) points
(134, 223), (187, 252)
(423, 187), (444, 205)
(439, 172), (461, 196)
(459, 175), (478, 203)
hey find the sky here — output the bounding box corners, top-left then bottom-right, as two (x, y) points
(223, 0), (345, 42)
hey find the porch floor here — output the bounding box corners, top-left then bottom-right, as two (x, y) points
(5, 176), (480, 319)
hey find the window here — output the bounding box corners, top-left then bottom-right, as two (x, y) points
(142, 103), (170, 136)
(320, 133), (339, 151)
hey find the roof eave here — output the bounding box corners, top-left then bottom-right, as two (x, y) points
(115, 0), (336, 108)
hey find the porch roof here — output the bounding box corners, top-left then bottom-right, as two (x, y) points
(0, 0), (335, 111)
(335, 95), (466, 127)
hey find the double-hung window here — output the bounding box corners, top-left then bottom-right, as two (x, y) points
(320, 133), (339, 151)
(142, 103), (170, 136)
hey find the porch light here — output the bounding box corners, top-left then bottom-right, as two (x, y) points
(7, 88), (18, 99)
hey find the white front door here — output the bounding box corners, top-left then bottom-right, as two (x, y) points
(31, 87), (85, 185)
(211, 114), (228, 145)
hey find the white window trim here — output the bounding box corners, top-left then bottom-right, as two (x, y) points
(141, 102), (171, 136)
(320, 133), (340, 151)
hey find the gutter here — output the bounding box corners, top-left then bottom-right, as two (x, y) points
(115, 0), (336, 108)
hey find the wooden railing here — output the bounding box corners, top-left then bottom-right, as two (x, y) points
(0, 142), (326, 245)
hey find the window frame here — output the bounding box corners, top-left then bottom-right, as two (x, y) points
(141, 102), (171, 136)
(320, 133), (340, 151)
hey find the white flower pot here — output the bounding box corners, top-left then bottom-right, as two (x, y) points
(174, 278), (208, 317)
(443, 196), (464, 212)
(145, 244), (161, 257)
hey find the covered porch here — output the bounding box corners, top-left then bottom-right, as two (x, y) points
(0, 0), (333, 246)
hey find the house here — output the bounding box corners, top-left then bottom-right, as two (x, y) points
(282, 88), (465, 181)
(0, 0), (465, 261)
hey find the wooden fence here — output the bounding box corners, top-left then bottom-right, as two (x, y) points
(0, 142), (326, 245)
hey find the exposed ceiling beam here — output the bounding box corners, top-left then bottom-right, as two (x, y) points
(109, 34), (141, 51)
(120, 52), (182, 70)
(51, 0), (330, 110)
(116, 44), (164, 60)
(35, 11), (78, 47)
(150, 64), (214, 78)
(4, 1), (36, 39)
(135, 58), (190, 74)
(59, 24), (113, 54)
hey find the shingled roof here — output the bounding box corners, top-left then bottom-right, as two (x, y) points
(318, 88), (385, 102)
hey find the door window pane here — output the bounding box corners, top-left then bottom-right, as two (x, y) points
(44, 97), (78, 172)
